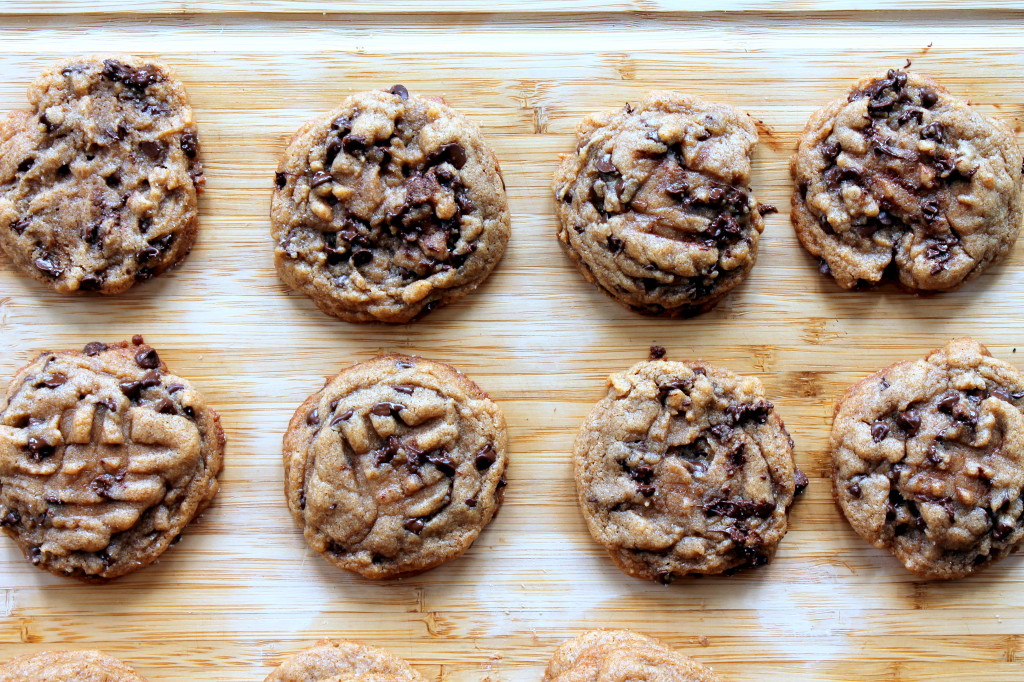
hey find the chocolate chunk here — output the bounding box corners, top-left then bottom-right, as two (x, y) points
(40, 373), (67, 389)
(138, 140), (164, 161)
(607, 235), (624, 254)
(134, 348), (160, 369)
(920, 198), (940, 222)
(595, 156), (616, 174)
(704, 497), (775, 519)
(132, 334), (144, 345)
(275, 172), (287, 189)
(352, 249), (373, 266)
(26, 437), (56, 460)
(180, 131), (198, 158)
(474, 444), (497, 471)
(794, 470), (809, 495)
(388, 84), (409, 100)
(342, 134), (368, 155)
(17, 158), (34, 173)
(34, 256), (63, 278)
(430, 142), (468, 170)
(920, 88), (939, 108)
(871, 421), (890, 443)
(896, 409), (921, 435)
(371, 402), (404, 417)
(306, 408), (320, 426)
(428, 452), (457, 476)
(848, 481), (862, 498)
(153, 398), (177, 415)
(392, 384), (416, 395)
(725, 400), (774, 425)
(375, 435), (401, 466)
(330, 409), (354, 427)
(0, 509), (20, 528)
(10, 217), (30, 234)
(921, 122), (944, 142)
(465, 497), (478, 507)
(937, 391), (960, 414)
(637, 484), (656, 497)
(649, 345), (667, 360)
(990, 387), (1012, 402)
(310, 170), (332, 188)
(119, 371), (160, 400)
(90, 474), (117, 499)
(404, 518), (425, 534)
(83, 339), (109, 356)
(102, 59), (160, 89)
(757, 203), (778, 216)
(822, 141), (841, 160)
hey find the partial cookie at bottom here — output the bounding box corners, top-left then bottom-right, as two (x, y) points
(264, 639), (424, 682)
(543, 629), (721, 682)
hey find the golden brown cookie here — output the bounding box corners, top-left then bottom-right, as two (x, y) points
(283, 354), (508, 579)
(832, 337), (1024, 579)
(554, 91), (767, 317)
(272, 86), (510, 323)
(0, 55), (203, 294)
(0, 337), (224, 581)
(791, 69), (1023, 291)
(574, 354), (802, 583)
(0, 649), (145, 681)
(543, 630), (721, 682)
(264, 639), (423, 681)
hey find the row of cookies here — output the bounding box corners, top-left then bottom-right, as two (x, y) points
(4, 57), (1020, 320)
(0, 630), (721, 681)
(3, 335), (1021, 583)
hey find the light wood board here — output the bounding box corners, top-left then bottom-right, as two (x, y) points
(2, 4), (1024, 680)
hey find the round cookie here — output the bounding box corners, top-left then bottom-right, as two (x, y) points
(0, 337), (224, 582)
(283, 354), (508, 579)
(0, 55), (203, 294)
(265, 639), (423, 682)
(832, 337), (1024, 579)
(0, 650), (145, 681)
(791, 68), (1023, 291)
(271, 85), (510, 323)
(574, 355), (802, 583)
(553, 91), (767, 317)
(543, 629), (721, 682)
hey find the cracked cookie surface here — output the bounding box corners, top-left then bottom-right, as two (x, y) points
(0, 650), (145, 682)
(543, 630), (721, 682)
(554, 91), (765, 317)
(272, 86), (510, 323)
(832, 337), (1024, 579)
(574, 357), (800, 582)
(283, 354), (508, 579)
(0, 338), (224, 582)
(791, 69), (1023, 291)
(0, 55), (203, 294)
(264, 639), (423, 682)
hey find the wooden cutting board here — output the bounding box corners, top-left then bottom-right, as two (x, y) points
(2, 3), (1024, 680)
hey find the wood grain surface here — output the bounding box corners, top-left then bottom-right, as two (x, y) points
(2, 4), (1024, 680)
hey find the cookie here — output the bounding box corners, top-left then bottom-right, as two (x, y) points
(0, 649), (145, 681)
(543, 629), (721, 682)
(0, 55), (203, 294)
(832, 337), (1024, 579)
(265, 639), (423, 682)
(283, 354), (508, 579)
(271, 85), (510, 323)
(791, 68), (1023, 291)
(553, 91), (767, 317)
(574, 354), (802, 583)
(0, 337), (224, 582)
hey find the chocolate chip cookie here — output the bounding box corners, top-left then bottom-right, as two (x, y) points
(283, 354), (507, 579)
(0, 56), (203, 294)
(554, 91), (767, 317)
(0, 650), (145, 681)
(272, 85), (510, 323)
(574, 355), (801, 583)
(543, 630), (721, 682)
(832, 337), (1024, 579)
(0, 337), (225, 582)
(265, 639), (423, 681)
(791, 68), (1023, 291)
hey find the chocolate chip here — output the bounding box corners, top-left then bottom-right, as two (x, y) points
(371, 402), (404, 417)
(139, 140), (164, 161)
(430, 142), (468, 170)
(637, 484), (656, 497)
(180, 131), (198, 158)
(132, 334), (145, 345)
(848, 482), (862, 498)
(275, 172), (287, 189)
(993, 521), (1015, 542)
(920, 88), (939, 108)
(937, 391), (960, 414)
(756, 203), (778, 216)
(818, 259), (831, 276)
(325, 136), (343, 164)
(871, 421), (890, 443)
(0, 509), (20, 528)
(595, 156), (616, 174)
(134, 348), (160, 369)
(497, 477), (507, 489)
(896, 409), (921, 435)
(17, 158), (34, 173)
(310, 171), (332, 188)
(404, 518), (425, 534)
(388, 84), (409, 100)
(342, 134), (368, 156)
(606, 235), (624, 254)
(725, 400), (774, 426)
(28, 547), (42, 564)
(991, 387), (1012, 402)
(921, 198), (940, 222)
(375, 435), (401, 466)
(306, 408), (320, 426)
(119, 371), (160, 400)
(90, 474), (117, 499)
(102, 59), (160, 89)
(921, 122), (943, 142)
(330, 409), (354, 427)
(704, 498), (775, 519)
(393, 384), (416, 395)
(34, 256), (63, 278)
(40, 373), (67, 389)
(428, 452), (457, 476)
(154, 398), (177, 415)
(474, 444), (497, 471)
(822, 141), (841, 160)
(10, 217), (30, 234)
(352, 249), (373, 266)
(649, 345), (667, 360)
(465, 497), (478, 507)
(794, 470), (809, 495)
(26, 437), (56, 460)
